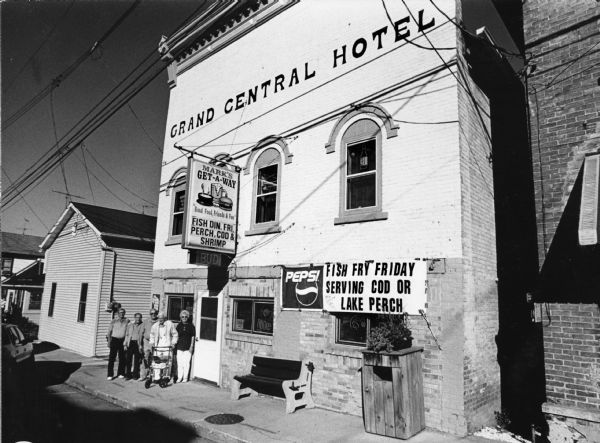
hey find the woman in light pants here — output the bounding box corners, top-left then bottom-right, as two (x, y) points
(175, 310), (196, 383)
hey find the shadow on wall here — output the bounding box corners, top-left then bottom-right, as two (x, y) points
(3, 359), (200, 443)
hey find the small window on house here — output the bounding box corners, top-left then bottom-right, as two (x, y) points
(199, 297), (218, 341)
(1, 258), (14, 277)
(335, 118), (387, 225)
(336, 313), (380, 346)
(166, 171), (186, 245)
(247, 148), (282, 235)
(232, 299), (273, 335)
(166, 294), (194, 322)
(28, 291), (42, 310)
(48, 283), (57, 317)
(77, 283), (88, 322)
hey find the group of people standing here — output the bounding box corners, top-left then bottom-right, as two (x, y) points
(106, 307), (196, 383)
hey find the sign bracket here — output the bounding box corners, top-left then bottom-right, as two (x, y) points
(174, 144), (242, 172)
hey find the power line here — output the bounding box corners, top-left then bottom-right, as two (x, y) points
(3, 3), (207, 209)
(0, 167), (49, 230)
(428, 0), (525, 59)
(79, 144), (96, 203)
(543, 41), (600, 89)
(2, 0), (141, 132)
(162, 21), (455, 170)
(50, 89), (71, 204)
(3, 0), (76, 93)
(84, 148), (156, 206)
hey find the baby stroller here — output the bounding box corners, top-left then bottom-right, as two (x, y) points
(145, 346), (173, 389)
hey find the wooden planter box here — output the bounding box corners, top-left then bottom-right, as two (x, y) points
(362, 347), (425, 439)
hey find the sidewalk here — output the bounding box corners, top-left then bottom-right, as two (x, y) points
(36, 347), (502, 443)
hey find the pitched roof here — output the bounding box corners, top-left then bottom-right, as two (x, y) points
(40, 203), (156, 252)
(1, 232), (45, 258)
(71, 202), (156, 241)
(2, 260), (44, 287)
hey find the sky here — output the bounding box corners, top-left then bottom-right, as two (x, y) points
(1, 1), (202, 237)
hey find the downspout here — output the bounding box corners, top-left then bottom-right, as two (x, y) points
(92, 248), (115, 356)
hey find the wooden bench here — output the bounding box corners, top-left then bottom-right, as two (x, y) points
(230, 356), (315, 413)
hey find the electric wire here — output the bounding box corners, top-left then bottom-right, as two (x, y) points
(3, 0), (76, 93)
(3, 3), (207, 206)
(84, 149), (156, 206)
(428, 0), (525, 59)
(2, 0), (141, 132)
(161, 21), (456, 170)
(0, 167), (50, 230)
(79, 144), (96, 203)
(49, 89), (71, 202)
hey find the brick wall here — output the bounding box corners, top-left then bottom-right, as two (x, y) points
(524, 1), (600, 436)
(523, 1), (600, 261)
(218, 262), (471, 434)
(541, 303), (600, 409)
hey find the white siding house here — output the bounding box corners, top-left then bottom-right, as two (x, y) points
(38, 202), (156, 357)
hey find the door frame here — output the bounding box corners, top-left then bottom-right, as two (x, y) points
(192, 289), (223, 385)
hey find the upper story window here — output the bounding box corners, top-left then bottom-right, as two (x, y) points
(1, 258), (14, 277)
(335, 118), (388, 225)
(247, 148), (282, 236)
(166, 169), (186, 245)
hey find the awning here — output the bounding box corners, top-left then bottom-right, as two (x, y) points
(537, 153), (600, 303)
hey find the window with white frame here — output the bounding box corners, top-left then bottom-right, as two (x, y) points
(166, 171), (186, 245)
(335, 118), (387, 225)
(247, 148), (282, 235)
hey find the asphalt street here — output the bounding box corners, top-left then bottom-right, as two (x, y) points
(2, 357), (210, 443)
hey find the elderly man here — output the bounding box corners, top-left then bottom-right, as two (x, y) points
(106, 308), (129, 380)
(175, 310), (196, 383)
(124, 313), (144, 380)
(140, 309), (159, 380)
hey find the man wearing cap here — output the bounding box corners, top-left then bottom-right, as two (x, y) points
(106, 308), (129, 380)
(140, 308), (159, 380)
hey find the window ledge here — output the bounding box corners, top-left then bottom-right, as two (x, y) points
(245, 225), (281, 236)
(324, 343), (367, 358)
(165, 236), (182, 246)
(225, 332), (273, 346)
(334, 211), (388, 225)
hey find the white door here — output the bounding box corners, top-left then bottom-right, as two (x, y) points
(192, 290), (222, 384)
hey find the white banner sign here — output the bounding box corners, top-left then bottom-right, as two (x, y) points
(323, 261), (427, 315)
(182, 158), (239, 254)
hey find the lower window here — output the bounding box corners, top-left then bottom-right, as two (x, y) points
(167, 294), (194, 322)
(336, 313), (380, 346)
(28, 291), (42, 310)
(232, 299), (273, 335)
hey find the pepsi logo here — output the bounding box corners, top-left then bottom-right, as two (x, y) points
(295, 280), (319, 306)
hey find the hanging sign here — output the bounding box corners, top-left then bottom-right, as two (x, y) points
(281, 266), (324, 310)
(323, 260), (427, 315)
(182, 158), (239, 254)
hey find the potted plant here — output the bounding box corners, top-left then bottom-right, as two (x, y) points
(366, 314), (413, 353)
(362, 313), (424, 439)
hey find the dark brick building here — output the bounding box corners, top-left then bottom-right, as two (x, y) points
(524, 1), (600, 441)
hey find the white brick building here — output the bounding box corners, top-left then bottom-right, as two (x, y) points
(152, 0), (522, 435)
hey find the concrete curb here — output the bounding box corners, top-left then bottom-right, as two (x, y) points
(64, 377), (247, 443)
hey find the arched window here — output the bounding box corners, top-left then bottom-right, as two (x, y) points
(166, 168), (186, 245)
(247, 148), (282, 235)
(335, 118), (388, 224)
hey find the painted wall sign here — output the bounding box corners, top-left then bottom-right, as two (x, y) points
(168, 9), (436, 139)
(281, 266), (324, 310)
(323, 260), (427, 315)
(182, 158), (239, 254)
